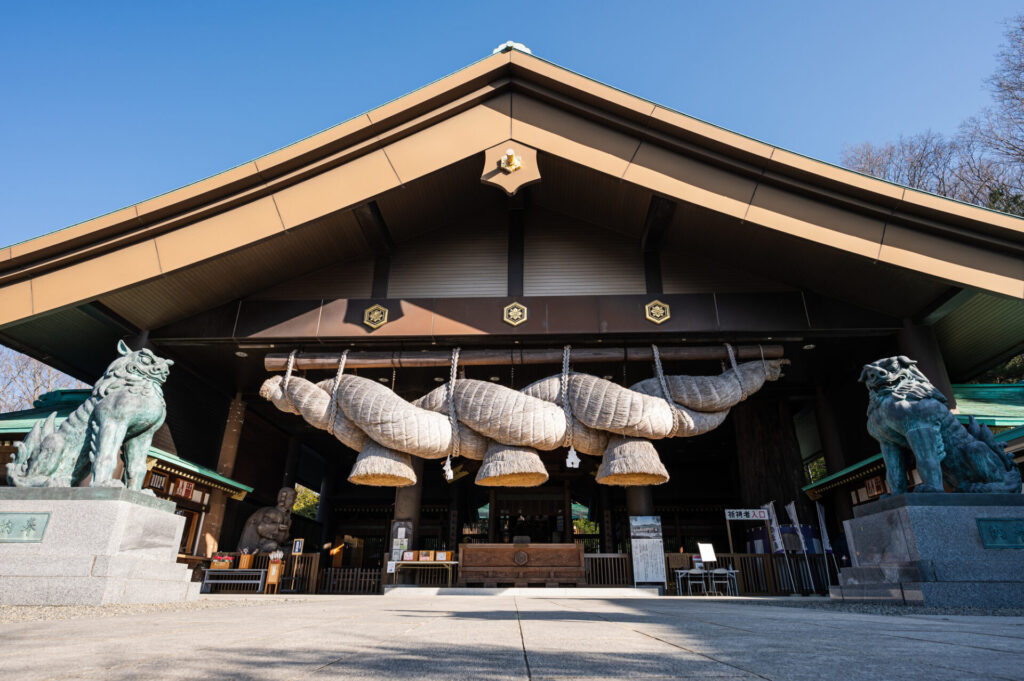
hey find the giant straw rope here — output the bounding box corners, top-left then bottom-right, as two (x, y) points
(259, 346), (785, 487)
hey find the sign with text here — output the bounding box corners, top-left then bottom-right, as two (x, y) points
(629, 516), (666, 586)
(0, 512), (49, 542)
(977, 518), (1024, 548)
(725, 509), (768, 521)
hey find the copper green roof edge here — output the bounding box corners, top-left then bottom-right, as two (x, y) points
(996, 424), (1024, 443)
(802, 453), (884, 492)
(0, 405), (251, 493)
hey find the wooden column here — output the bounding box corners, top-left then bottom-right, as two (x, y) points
(282, 437), (300, 489)
(317, 458), (339, 557)
(625, 487), (654, 516)
(600, 487), (613, 553)
(562, 480), (572, 543)
(488, 489), (498, 542)
(393, 456), (425, 547)
(733, 396), (811, 517)
(198, 393), (246, 556)
(898, 321), (957, 408)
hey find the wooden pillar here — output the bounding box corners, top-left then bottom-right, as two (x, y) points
(488, 489), (497, 542)
(317, 459), (338, 557)
(898, 321), (957, 408)
(198, 393), (246, 556)
(393, 456), (425, 547)
(562, 480), (572, 543)
(600, 487), (613, 553)
(733, 396), (812, 517)
(447, 479), (461, 550)
(625, 487), (654, 516)
(282, 437), (300, 488)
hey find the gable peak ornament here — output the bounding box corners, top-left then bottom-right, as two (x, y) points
(363, 304), (389, 330)
(503, 302), (528, 327)
(644, 300), (671, 324)
(482, 142), (541, 196)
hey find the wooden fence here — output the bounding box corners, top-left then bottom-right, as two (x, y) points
(584, 553), (633, 586)
(319, 568), (381, 594)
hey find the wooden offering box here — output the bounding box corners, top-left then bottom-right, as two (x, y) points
(458, 543), (585, 587)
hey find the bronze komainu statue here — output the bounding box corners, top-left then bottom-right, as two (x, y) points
(860, 356), (1021, 494)
(6, 340), (173, 490)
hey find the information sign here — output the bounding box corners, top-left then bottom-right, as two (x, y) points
(629, 516), (666, 586)
(724, 509), (768, 521)
(0, 512), (49, 543)
(977, 518), (1024, 548)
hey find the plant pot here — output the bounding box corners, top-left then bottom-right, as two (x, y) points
(210, 560), (232, 570)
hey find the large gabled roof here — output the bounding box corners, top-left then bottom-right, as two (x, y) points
(0, 46), (1021, 334)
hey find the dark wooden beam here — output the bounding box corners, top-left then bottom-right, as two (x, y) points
(640, 196), (676, 296)
(507, 192), (527, 297)
(264, 344), (786, 371)
(353, 201), (394, 299)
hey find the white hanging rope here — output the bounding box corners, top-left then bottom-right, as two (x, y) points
(725, 343), (744, 397)
(326, 349), (349, 436)
(652, 344), (682, 433)
(283, 350), (297, 390)
(561, 345), (580, 468)
(443, 347), (461, 480)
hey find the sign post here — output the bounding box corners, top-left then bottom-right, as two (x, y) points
(762, 501), (797, 594)
(785, 501), (814, 592)
(629, 516), (667, 589)
(723, 508), (770, 554)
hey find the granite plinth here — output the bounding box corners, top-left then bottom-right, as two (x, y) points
(0, 487), (197, 605)
(832, 493), (1024, 607)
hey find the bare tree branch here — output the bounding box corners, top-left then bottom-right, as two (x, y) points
(0, 345), (88, 413)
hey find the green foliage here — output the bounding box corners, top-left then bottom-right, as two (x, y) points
(292, 483), (319, 520)
(972, 353), (1024, 384)
(573, 518), (600, 535)
(804, 456), (828, 485)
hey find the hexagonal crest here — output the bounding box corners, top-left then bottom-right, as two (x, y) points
(644, 300), (671, 324)
(503, 302), (528, 326)
(363, 304), (389, 329)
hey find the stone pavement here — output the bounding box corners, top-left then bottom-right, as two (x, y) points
(2, 595), (1023, 680)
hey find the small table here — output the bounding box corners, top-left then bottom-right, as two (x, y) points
(201, 568), (266, 594)
(391, 561), (459, 587)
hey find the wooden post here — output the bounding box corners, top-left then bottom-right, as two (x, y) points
(488, 489), (497, 543)
(562, 480), (572, 543)
(199, 393), (246, 557)
(726, 519), (735, 555)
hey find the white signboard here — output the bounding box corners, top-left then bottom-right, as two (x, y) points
(629, 516), (667, 586)
(725, 508), (768, 521)
(386, 561), (396, 574)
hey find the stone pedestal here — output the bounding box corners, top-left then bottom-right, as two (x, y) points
(0, 487), (200, 605)
(831, 493), (1024, 607)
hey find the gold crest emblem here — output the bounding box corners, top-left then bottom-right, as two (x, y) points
(503, 302), (528, 327)
(644, 300), (670, 325)
(363, 304), (389, 329)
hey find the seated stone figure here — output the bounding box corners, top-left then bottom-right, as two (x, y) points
(238, 487), (297, 553)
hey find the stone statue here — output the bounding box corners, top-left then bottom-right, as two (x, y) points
(7, 340), (173, 490)
(237, 487), (297, 553)
(860, 356), (1021, 494)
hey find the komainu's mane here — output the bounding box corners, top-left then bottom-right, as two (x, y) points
(871, 365), (947, 405)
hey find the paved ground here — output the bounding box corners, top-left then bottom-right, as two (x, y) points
(2, 595), (1023, 680)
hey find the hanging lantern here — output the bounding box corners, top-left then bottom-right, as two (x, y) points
(475, 442), (548, 487)
(595, 436), (669, 486)
(348, 441), (417, 487)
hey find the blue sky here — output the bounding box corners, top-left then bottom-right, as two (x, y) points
(1, 1), (1020, 246)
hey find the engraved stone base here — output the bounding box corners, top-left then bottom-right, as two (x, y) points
(831, 493), (1024, 607)
(0, 487), (198, 605)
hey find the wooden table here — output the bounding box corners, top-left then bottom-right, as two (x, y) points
(458, 543), (585, 587)
(391, 560), (459, 586)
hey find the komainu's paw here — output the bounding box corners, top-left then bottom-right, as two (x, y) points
(139, 488), (156, 497)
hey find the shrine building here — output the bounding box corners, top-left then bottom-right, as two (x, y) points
(1, 44), (1022, 591)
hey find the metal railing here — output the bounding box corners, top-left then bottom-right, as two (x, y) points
(584, 552), (837, 595)
(204, 553), (320, 593)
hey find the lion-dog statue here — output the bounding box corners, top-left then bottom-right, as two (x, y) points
(860, 356), (1021, 495)
(7, 340), (173, 490)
